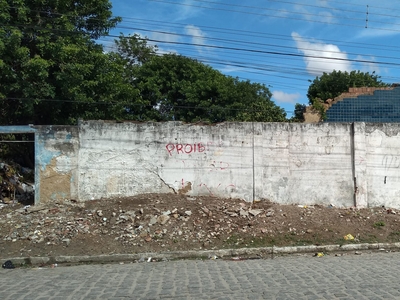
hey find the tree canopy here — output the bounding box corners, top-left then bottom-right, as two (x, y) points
(116, 38), (286, 123)
(0, 0), (137, 125)
(307, 70), (388, 104)
(0, 1), (287, 125)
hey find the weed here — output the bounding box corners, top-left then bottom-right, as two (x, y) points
(373, 221), (385, 228)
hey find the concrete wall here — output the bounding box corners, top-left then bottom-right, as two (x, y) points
(5, 121), (400, 208)
(76, 121), (400, 208)
(364, 123), (400, 208)
(77, 121), (356, 207)
(35, 126), (79, 204)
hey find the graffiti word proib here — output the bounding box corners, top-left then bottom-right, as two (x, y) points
(166, 143), (206, 156)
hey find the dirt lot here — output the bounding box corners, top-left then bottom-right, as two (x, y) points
(1, 193), (400, 259)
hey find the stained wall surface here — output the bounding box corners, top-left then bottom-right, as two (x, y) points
(364, 123), (400, 208)
(35, 126), (79, 203)
(24, 121), (400, 208)
(77, 121), (355, 207)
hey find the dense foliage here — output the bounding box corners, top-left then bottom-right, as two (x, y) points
(0, 0), (135, 125)
(0, 1), (286, 125)
(130, 53), (286, 122)
(307, 70), (388, 104)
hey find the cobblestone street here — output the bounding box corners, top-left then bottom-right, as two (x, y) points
(1, 252), (400, 299)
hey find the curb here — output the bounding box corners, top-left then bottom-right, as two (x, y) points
(3, 242), (400, 266)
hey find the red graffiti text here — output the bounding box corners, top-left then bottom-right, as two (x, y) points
(166, 143), (206, 156)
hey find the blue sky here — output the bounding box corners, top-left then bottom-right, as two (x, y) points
(104, 0), (400, 117)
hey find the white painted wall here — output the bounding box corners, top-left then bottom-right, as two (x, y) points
(256, 123), (354, 207)
(32, 120), (395, 208)
(365, 124), (400, 208)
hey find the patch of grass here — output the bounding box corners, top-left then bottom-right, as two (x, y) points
(373, 221), (385, 228)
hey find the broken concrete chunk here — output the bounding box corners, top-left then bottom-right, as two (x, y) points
(25, 205), (47, 214)
(266, 209), (274, 217)
(157, 215), (170, 225)
(239, 209), (249, 217)
(149, 216), (158, 225)
(249, 209), (263, 216)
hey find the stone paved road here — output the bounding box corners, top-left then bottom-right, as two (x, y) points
(1, 252), (400, 299)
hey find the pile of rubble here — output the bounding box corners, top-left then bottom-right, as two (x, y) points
(0, 161), (34, 205)
(1, 193), (400, 258)
(0, 197), (271, 249)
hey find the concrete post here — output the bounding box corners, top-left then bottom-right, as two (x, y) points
(352, 122), (368, 207)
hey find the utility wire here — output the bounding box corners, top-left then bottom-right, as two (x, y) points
(146, 0), (400, 30)
(101, 26), (400, 64)
(184, 0), (400, 20)
(5, 23), (398, 74)
(111, 17), (400, 53)
(5, 6), (400, 52)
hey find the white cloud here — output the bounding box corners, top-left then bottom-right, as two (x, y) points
(292, 32), (351, 76)
(185, 25), (206, 53)
(272, 91), (301, 104)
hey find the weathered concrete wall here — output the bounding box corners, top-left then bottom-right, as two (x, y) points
(77, 121), (355, 207)
(256, 123), (353, 207)
(6, 121), (399, 208)
(364, 123), (400, 208)
(35, 126), (79, 204)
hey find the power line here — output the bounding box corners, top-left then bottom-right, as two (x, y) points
(2, 5), (400, 103)
(101, 26), (400, 64)
(6, 22), (398, 74)
(4, 6), (400, 53)
(188, 0), (400, 20)
(146, 0), (400, 30)
(128, 37), (400, 68)
(112, 17), (400, 54)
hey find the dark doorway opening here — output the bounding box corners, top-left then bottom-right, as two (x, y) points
(0, 133), (35, 205)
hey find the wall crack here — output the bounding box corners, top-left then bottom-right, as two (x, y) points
(146, 168), (177, 194)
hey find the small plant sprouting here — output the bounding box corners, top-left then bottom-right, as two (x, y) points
(373, 221), (385, 228)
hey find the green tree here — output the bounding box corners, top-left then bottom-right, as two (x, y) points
(307, 70), (388, 104)
(114, 33), (157, 68)
(288, 103), (306, 122)
(0, 0), (137, 125)
(124, 51), (286, 123)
